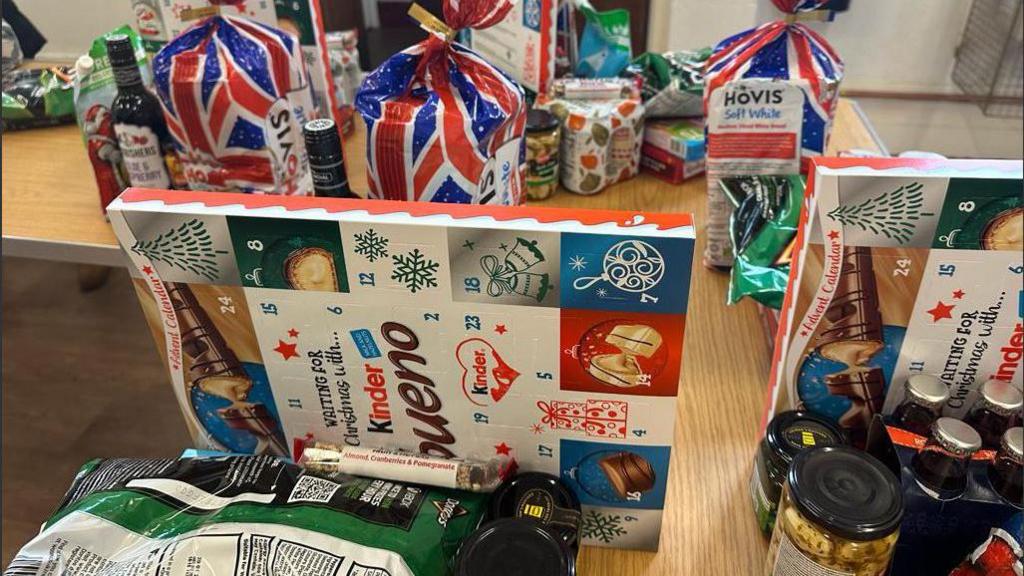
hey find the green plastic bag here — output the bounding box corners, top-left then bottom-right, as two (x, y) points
(7, 455), (486, 575)
(723, 175), (804, 309)
(623, 48), (711, 117)
(575, 0), (631, 78)
(2, 66), (75, 130)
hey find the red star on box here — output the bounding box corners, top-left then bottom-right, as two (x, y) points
(927, 301), (955, 322)
(494, 442), (512, 456)
(287, 328), (300, 338)
(952, 289), (965, 300)
(141, 265), (153, 275)
(494, 324), (508, 335)
(274, 340), (299, 360)
(530, 423), (544, 434)
(827, 230), (840, 240)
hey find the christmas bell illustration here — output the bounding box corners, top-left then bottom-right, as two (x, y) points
(480, 237), (552, 302)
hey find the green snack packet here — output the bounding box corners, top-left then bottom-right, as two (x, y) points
(575, 0), (631, 78)
(723, 175), (804, 309)
(7, 455), (486, 575)
(625, 48), (711, 118)
(1, 66), (75, 130)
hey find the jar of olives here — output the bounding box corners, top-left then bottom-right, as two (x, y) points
(765, 447), (903, 576)
(910, 417), (981, 501)
(891, 374), (948, 436)
(963, 379), (1023, 449)
(524, 109), (561, 201)
(989, 426), (1023, 507)
(751, 410), (846, 535)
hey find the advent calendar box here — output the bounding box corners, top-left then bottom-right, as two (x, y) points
(767, 158), (1023, 441)
(108, 189), (696, 550)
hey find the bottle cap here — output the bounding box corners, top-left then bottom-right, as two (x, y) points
(787, 446), (903, 542)
(487, 472), (581, 549)
(1001, 427), (1023, 462)
(105, 34), (136, 68)
(931, 417), (983, 456)
(978, 379), (1023, 416)
(455, 518), (576, 576)
(527, 109), (559, 133)
(75, 55), (94, 78)
(304, 118), (338, 145)
(764, 410), (846, 471)
(904, 374), (949, 408)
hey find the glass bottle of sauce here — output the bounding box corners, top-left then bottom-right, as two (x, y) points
(751, 410), (846, 535)
(911, 417), (982, 500)
(989, 426), (1023, 507)
(765, 446), (903, 576)
(964, 379), (1023, 449)
(891, 374), (948, 436)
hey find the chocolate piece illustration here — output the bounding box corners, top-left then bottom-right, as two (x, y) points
(284, 247), (339, 291)
(605, 324), (663, 358)
(598, 452), (656, 499)
(588, 353), (648, 388)
(825, 367), (886, 433)
(982, 207), (1022, 251)
(815, 246), (884, 367)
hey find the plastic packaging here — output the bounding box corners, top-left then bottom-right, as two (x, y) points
(299, 441), (514, 492)
(622, 48), (710, 118)
(1, 67), (75, 131)
(5, 455), (486, 576)
(2, 19), (22, 78)
(355, 0), (526, 205)
(575, 0), (630, 78)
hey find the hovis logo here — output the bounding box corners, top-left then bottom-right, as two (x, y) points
(432, 498), (468, 527)
(457, 338), (520, 406)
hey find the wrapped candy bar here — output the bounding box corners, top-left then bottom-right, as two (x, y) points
(623, 48), (710, 118)
(152, 15), (316, 195)
(536, 95), (644, 195)
(702, 0), (843, 267)
(355, 1), (527, 205)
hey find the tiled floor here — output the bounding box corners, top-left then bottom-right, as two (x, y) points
(856, 98), (1024, 159)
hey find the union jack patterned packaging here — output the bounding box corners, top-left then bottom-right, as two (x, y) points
(702, 11), (843, 267)
(152, 15), (316, 195)
(355, 0), (527, 205)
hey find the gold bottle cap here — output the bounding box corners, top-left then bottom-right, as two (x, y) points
(978, 379), (1023, 416)
(904, 374), (949, 408)
(932, 417), (982, 456)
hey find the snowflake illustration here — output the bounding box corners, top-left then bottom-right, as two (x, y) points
(596, 288), (608, 298)
(580, 510), (628, 543)
(391, 249), (439, 293)
(354, 228), (389, 262)
(569, 255), (588, 271)
(131, 218), (228, 281)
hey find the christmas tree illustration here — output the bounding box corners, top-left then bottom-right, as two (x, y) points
(131, 219), (228, 281)
(826, 182), (932, 244)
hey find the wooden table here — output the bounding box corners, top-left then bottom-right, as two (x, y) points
(1, 99), (884, 574)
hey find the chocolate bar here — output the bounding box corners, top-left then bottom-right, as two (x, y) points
(168, 282), (248, 395)
(815, 246), (885, 367)
(598, 452), (656, 499)
(587, 353), (646, 388)
(825, 367), (886, 433)
(605, 324), (663, 358)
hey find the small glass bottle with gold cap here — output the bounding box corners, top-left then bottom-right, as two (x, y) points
(891, 374), (949, 436)
(964, 379), (1023, 449)
(911, 417), (982, 500)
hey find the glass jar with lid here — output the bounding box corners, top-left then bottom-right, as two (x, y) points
(989, 426), (1023, 507)
(964, 379), (1023, 448)
(764, 446), (903, 576)
(911, 417), (982, 500)
(891, 374), (948, 436)
(751, 410), (846, 535)
(524, 109), (561, 201)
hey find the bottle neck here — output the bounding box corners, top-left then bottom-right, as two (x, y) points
(112, 62), (144, 90)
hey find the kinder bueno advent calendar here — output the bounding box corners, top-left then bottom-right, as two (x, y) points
(767, 158), (1023, 442)
(109, 189), (696, 550)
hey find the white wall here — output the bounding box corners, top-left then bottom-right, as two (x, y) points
(16, 0), (136, 61)
(654, 0), (974, 94)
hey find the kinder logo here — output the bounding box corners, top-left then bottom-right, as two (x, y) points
(457, 338), (520, 406)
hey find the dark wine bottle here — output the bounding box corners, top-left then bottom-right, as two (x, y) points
(106, 34), (172, 189)
(303, 118), (354, 198)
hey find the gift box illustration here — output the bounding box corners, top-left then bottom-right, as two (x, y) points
(767, 158), (1024, 442)
(109, 189), (695, 550)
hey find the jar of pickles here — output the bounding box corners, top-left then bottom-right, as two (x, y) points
(524, 109), (560, 201)
(765, 447), (903, 576)
(751, 410), (846, 535)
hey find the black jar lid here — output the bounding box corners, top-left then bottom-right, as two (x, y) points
(764, 410), (846, 471)
(788, 446), (903, 542)
(455, 518), (576, 576)
(487, 472), (581, 548)
(526, 109), (559, 133)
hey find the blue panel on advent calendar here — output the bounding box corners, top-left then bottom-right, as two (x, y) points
(560, 439), (671, 510)
(559, 234), (693, 314)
